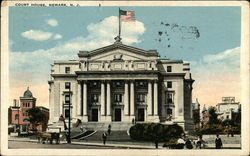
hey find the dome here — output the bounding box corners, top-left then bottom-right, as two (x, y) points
(23, 87), (33, 97)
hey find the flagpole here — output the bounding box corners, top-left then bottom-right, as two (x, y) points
(118, 7), (121, 38)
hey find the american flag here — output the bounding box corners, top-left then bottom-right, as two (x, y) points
(121, 11), (135, 22)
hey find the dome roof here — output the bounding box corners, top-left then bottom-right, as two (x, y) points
(23, 87), (33, 97)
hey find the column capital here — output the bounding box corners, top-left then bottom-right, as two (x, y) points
(130, 79), (135, 83)
(77, 80), (82, 84)
(153, 79), (159, 83)
(82, 80), (88, 83)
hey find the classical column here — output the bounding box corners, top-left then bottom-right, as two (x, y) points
(130, 80), (135, 116)
(101, 81), (105, 116)
(77, 81), (82, 116)
(153, 80), (158, 115)
(124, 80), (129, 115)
(106, 81), (111, 116)
(83, 81), (87, 116)
(147, 81), (153, 115)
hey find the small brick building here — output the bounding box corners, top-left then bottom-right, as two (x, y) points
(9, 87), (49, 132)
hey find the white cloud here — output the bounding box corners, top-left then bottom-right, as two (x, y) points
(11, 15), (146, 79)
(203, 47), (240, 64)
(21, 30), (53, 41)
(87, 16), (145, 44)
(46, 19), (58, 27)
(53, 34), (62, 40)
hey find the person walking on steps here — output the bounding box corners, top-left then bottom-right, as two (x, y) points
(108, 124), (111, 135)
(102, 132), (107, 145)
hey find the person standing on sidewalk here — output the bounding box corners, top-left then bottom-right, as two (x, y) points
(102, 132), (107, 145)
(215, 134), (223, 149)
(155, 135), (159, 149)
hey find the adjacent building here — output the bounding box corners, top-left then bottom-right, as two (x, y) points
(216, 97), (240, 120)
(192, 98), (201, 128)
(9, 87), (49, 132)
(48, 38), (194, 130)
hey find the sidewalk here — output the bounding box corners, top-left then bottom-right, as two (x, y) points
(8, 136), (241, 149)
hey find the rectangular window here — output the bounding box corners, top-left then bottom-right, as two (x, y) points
(137, 94), (146, 102)
(167, 108), (172, 115)
(65, 109), (70, 118)
(91, 94), (99, 103)
(65, 82), (71, 89)
(65, 94), (70, 104)
(114, 94), (122, 102)
(166, 92), (174, 104)
(167, 66), (172, 72)
(65, 67), (70, 73)
(167, 81), (172, 88)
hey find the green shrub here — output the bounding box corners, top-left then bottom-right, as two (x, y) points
(129, 123), (184, 142)
(194, 124), (241, 135)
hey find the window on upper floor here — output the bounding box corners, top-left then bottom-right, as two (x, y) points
(113, 81), (124, 88)
(114, 94), (122, 102)
(65, 82), (71, 89)
(137, 93), (146, 102)
(136, 81), (147, 88)
(15, 114), (19, 120)
(166, 92), (174, 104)
(65, 93), (70, 104)
(167, 66), (172, 72)
(167, 81), (172, 88)
(65, 67), (70, 73)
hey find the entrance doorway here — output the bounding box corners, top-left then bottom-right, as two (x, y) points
(138, 108), (145, 121)
(114, 109), (121, 121)
(92, 109), (98, 122)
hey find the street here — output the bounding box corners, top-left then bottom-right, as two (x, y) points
(8, 141), (130, 149)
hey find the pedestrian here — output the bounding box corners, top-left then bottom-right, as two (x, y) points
(177, 137), (185, 149)
(185, 139), (193, 149)
(102, 132), (107, 145)
(215, 134), (223, 149)
(108, 124), (111, 135)
(196, 135), (202, 149)
(132, 118), (135, 125)
(155, 135), (159, 149)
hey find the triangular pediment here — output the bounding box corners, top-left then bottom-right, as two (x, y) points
(78, 43), (159, 61)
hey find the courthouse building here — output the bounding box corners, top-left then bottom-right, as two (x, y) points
(48, 38), (194, 130)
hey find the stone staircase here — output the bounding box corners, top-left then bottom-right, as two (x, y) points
(78, 122), (133, 131)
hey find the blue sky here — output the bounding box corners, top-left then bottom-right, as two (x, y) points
(9, 6), (241, 107)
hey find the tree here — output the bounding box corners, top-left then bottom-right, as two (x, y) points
(26, 107), (46, 131)
(193, 110), (200, 128)
(232, 107), (241, 128)
(208, 106), (220, 125)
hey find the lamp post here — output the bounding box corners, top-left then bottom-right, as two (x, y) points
(68, 84), (71, 144)
(66, 82), (71, 144)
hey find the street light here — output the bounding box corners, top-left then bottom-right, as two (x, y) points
(66, 82), (71, 144)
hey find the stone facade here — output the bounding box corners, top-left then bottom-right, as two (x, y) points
(216, 97), (240, 120)
(48, 41), (194, 131)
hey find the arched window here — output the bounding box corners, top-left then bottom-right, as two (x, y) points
(15, 114), (19, 120)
